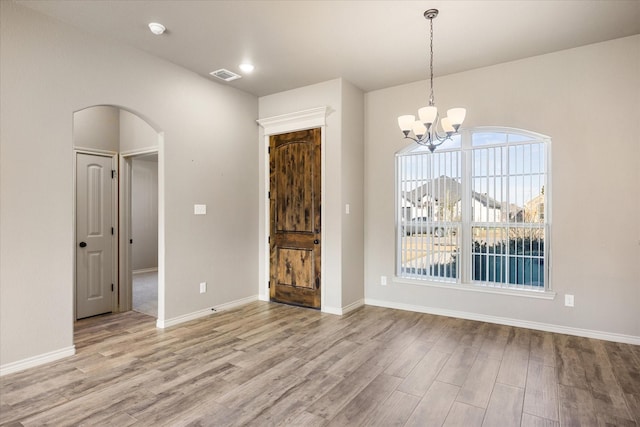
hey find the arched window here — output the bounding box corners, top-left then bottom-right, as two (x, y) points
(396, 127), (550, 292)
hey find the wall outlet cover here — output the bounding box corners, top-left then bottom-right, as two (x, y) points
(565, 294), (574, 307)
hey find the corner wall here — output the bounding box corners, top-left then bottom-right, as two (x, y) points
(258, 78), (365, 313)
(0, 2), (258, 368)
(364, 35), (640, 340)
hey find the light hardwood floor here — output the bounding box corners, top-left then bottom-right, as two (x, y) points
(1, 302), (639, 426)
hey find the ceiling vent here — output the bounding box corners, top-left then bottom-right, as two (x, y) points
(209, 68), (242, 82)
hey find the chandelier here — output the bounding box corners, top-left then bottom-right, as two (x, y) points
(397, 9), (466, 152)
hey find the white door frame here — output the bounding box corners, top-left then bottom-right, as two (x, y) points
(119, 144), (163, 320)
(73, 148), (119, 319)
(257, 107), (328, 311)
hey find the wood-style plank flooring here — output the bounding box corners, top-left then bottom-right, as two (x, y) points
(1, 302), (639, 426)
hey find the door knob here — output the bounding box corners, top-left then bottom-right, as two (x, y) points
(79, 242), (87, 248)
(314, 239), (319, 244)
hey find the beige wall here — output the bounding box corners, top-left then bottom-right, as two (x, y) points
(1, 0), (637, 371)
(364, 35), (640, 338)
(119, 109), (159, 153)
(132, 157), (159, 271)
(73, 106), (120, 151)
(0, 2), (258, 366)
(340, 80), (365, 308)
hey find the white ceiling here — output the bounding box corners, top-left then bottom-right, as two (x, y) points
(18, 0), (640, 97)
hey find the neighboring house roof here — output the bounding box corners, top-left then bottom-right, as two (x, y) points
(402, 175), (542, 223)
(402, 175), (504, 211)
(402, 176), (462, 207)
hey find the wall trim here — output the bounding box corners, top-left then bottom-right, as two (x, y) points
(257, 106), (328, 136)
(322, 306), (342, 315)
(156, 295), (258, 329)
(322, 299), (365, 316)
(364, 298), (640, 345)
(343, 299), (365, 314)
(0, 346), (76, 377)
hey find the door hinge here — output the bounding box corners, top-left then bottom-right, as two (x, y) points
(268, 146), (271, 154)
(130, 239), (133, 244)
(268, 280), (271, 289)
(111, 170), (116, 179)
(111, 284), (114, 292)
(111, 227), (114, 235)
(268, 191), (271, 199)
(268, 236), (270, 244)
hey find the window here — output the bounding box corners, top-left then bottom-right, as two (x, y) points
(396, 128), (550, 292)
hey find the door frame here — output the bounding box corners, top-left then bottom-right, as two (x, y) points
(119, 145), (163, 321)
(257, 107), (328, 311)
(73, 148), (119, 319)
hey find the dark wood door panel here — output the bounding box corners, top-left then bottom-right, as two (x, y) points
(274, 141), (315, 233)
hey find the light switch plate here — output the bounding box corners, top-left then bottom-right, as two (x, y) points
(194, 204), (207, 215)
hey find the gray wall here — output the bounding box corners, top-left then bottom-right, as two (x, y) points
(0, 2), (258, 366)
(1, 0), (637, 371)
(120, 109), (159, 152)
(73, 106), (120, 151)
(364, 35), (640, 338)
(132, 157), (159, 271)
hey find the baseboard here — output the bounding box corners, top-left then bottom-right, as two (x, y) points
(342, 299), (365, 314)
(132, 267), (158, 275)
(364, 298), (640, 345)
(156, 295), (259, 329)
(0, 346), (76, 377)
(322, 299), (365, 316)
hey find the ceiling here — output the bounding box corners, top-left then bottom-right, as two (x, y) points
(18, 0), (640, 97)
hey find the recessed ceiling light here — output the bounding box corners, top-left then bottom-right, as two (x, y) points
(239, 63), (255, 73)
(148, 22), (166, 35)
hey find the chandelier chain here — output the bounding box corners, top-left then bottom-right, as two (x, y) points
(429, 15), (434, 106)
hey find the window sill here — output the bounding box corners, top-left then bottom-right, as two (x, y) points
(393, 277), (556, 300)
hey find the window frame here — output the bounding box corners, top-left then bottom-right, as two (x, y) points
(395, 127), (553, 298)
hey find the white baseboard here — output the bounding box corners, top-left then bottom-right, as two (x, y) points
(364, 298), (640, 346)
(156, 295), (259, 329)
(322, 299), (365, 316)
(132, 267), (158, 275)
(0, 346), (76, 377)
(322, 306), (342, 315)
(342, 299), (365, 314)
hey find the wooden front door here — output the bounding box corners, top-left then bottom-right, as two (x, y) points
(269, 128), (321, 309)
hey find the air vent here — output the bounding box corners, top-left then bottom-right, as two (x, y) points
(209, 68), (242, 82)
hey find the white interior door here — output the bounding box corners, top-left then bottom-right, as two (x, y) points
(76, 153), (114, 319)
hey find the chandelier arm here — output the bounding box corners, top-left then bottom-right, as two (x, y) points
(431, 112), (456, 142)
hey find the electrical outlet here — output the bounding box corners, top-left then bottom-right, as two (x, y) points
(565, 294), (574, 307)
(381, 276), (387, 286)
(199, 282), (207, 293)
